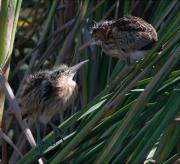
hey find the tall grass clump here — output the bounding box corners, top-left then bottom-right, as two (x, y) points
(0, 0), (179, 163)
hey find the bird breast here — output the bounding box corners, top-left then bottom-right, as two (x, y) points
(57, 82), (78, 105)
(39, 82), (78, 124)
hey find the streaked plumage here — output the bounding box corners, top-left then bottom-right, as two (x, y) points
(91, 15), (158, 65)
(18, 60), (88, 125)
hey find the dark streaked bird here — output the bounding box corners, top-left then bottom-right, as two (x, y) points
(18, 60), (88, 125)
(91, 15), (158, 65)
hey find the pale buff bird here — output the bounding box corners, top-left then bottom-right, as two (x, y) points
(18, 60), (88, 125)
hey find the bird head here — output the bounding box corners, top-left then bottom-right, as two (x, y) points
(91, 27), (105, 44)
(50, 60), (89, 87)
(91, 21), (113, 44)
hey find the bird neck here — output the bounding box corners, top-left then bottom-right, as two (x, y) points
(56, 80), (78, 103)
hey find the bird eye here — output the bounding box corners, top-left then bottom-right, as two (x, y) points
(65, 70), (70, 75)
(93, 33), (97, 38)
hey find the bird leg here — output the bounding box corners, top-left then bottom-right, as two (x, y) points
(48, 121), (64, 143)
(117, 47), (132, 66)
(35, 121), (43, 145)
(108, 65), (130, 86)
(125, 56), (131, 66)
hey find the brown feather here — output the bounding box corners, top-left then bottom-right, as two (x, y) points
(18, 67), (78, 125)
(91, 15), (158, 65)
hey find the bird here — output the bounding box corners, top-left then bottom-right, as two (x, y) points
(18, 60), (88, 125)
(91, 15), (158, 65)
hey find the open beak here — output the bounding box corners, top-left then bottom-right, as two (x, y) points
(68, 60), (89, 77)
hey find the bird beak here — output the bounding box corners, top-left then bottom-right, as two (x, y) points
(68, 60), (89, 77)
(90, 38), (101, 45)
(90, 39), (97, 45)
(79, 39), (93, 50)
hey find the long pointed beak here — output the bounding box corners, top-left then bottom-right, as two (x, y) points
(79, 39), (93, 50)
(90, 39), (97, 45)
(69, 60), (89, 76)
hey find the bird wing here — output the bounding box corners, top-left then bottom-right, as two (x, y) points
(113, 16), (149, 31)
(19, 71), (49, 97)
(18, 71), (49, 117)
(112, 16), (158, 50)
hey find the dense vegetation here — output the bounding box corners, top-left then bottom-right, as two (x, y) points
(0, 0), (179, 163)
